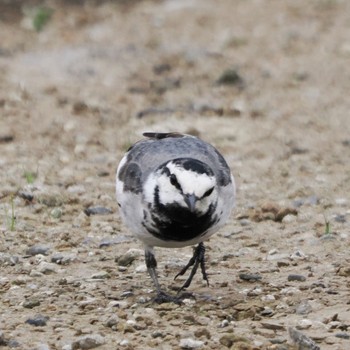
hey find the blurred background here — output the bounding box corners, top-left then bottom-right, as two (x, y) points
(1, 1), (350, 349)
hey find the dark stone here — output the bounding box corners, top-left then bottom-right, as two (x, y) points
(84, 206), (113, 216)
(25, 314), (49, 327)
(25, 245), (50, 256)
(239, 273), (262, 282)
(288, 274), (306, 282)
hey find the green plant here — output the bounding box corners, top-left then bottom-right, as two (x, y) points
(10, 196), (15, 231)
(23, 170), (37, 184)
(324, 215), (331, 235)
(4, 196), (16, 231)
(33, 6), (53, 32)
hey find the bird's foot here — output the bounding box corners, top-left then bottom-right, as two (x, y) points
(174, 242), (209, 291)
(153, 290), (182, 304)
(152, 290), (195, 304)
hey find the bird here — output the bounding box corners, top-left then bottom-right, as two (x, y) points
(116, 132), (235, 303)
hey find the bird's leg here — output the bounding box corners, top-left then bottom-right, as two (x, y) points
(144, 248), (182, 304)
(174, 242), (209, 291)
(145, 249), (161, 291)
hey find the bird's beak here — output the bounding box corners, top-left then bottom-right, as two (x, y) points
(184, 193), (197, 212)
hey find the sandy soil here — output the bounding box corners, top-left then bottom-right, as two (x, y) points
(1, 1), (350, 349)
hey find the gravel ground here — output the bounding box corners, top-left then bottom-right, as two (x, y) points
(1, 1), (350, 349)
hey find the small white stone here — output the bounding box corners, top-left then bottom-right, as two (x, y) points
(37, 262), (58, 274)
(280, 287), (301, 295)
(135, 264), (147, 273)
(335, 198), (348, 206)
(297, 319), (313, 329)
(261, 294), (275, 302)
(266, 253), (289, 261)
(282, 214), (297, 223)
(179, 338), (204, 349)
(119, 339), (129, 346)
(268, 248), (278, 255)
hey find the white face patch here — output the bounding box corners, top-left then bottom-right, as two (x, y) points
(141, 161), (218, 216)
(166, 162), (216, 198)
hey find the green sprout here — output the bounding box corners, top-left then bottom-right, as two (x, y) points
(33, 7), (53, 32)
(4, 196), (16, 231)
(10, 196), (16, 231)
(324, 215), (331, 235)
(23, 170), (37, 184)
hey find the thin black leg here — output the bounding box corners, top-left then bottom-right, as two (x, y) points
(174, 242), (209, 291)
(145, 249), (160, 291)
(144, 248), (183, 304)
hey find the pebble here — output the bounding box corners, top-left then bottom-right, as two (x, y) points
(0, 331), (6, 346)
(239, 219), (251, 226)
(25, 245), (50, 256)
(36, 344), (50, 350)
(119, 339), (129, 346)
(266, 253), (289, 261)
(151, 331), (164, 338)
(50, 207), (62, 219)
(84, 206), (113, 216)
(194, 328), (211, 339)
(239, 273), (262, 282)
(219, 334), (249, 347)
(288, 274), (306, 282)
(71, 334), (105, 349)
(0, 253), (19, 266)
(261, 294), (275, 302)
(288, 327), (320, 350)
(90, 271), (110, 279)
(135, 264), (147, 273)
(280, 287), (301, 295)
(219, 319), (230, 328)
(37, 262), (58, 274)
(337, 265), (350, 276)
(260, 307), (274, 316)
(179, 338), (204, 349)
(297, 319), (313, 330)
(334, 214), (346, 223)
(290, 250), (307, 260)
(295, 300), (312, 315)
(282, 214), (297, 223)
(335, 198), (347, 206)
(25, 314), (49, 327)
(116, 249), (143, 266)
(73, 212), (89, 228)
(293, 196), (319, 207)
(104, 315), (119, 328)
(335, 332), (350, 339)
(98, 236), (133, 248)
(23, 298), (40, 309)
(17, 190), (34, 202)
(261, 321), (285, 331)
(51, 253), (76, 265)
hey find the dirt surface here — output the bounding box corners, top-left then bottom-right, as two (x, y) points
(1, 1), (350, 349)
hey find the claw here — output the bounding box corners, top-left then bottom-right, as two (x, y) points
(174, 242), (209, 291)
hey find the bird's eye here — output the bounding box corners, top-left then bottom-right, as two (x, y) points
(203, 187), (214, 198)
(170, 174), (181, 189)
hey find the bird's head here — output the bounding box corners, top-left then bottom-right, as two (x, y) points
(144, 158), (217, 215)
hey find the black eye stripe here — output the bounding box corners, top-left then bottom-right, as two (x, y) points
(170, 174), (182, 190)
(202, 187), (214, 198)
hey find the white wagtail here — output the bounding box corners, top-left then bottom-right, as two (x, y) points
(116, 132), (235, 302)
